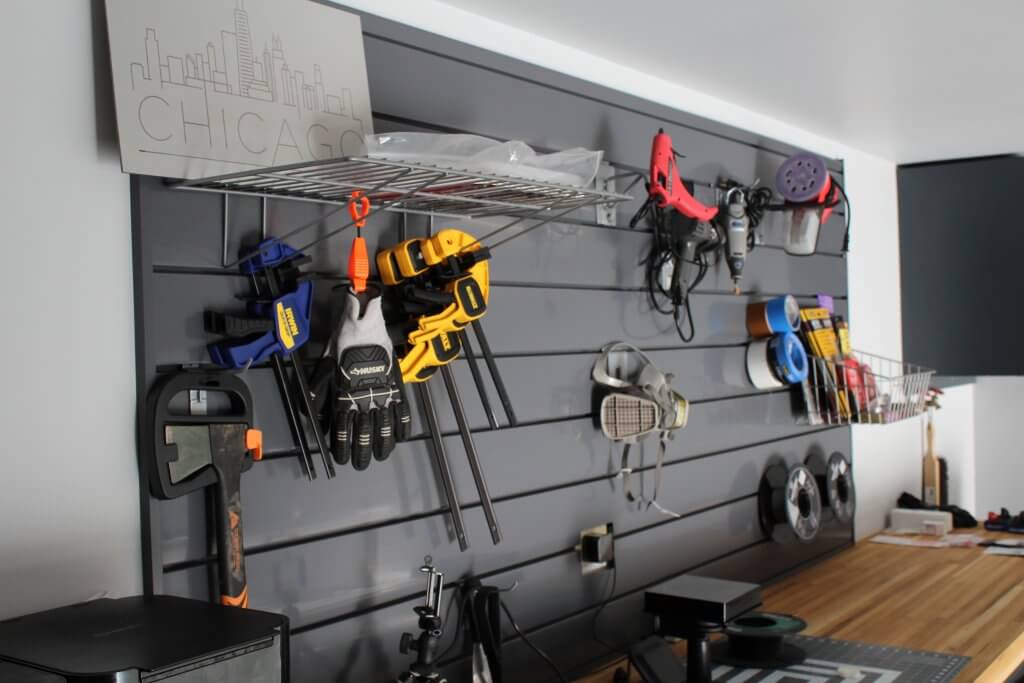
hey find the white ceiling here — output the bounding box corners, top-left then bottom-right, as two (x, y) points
(438, 0), (1024, 163)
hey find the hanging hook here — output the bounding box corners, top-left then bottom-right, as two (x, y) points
(347, 191), (371, 292)
(348, 191), (371, 235)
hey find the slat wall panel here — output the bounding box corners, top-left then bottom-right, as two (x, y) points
(161, 428), (849, 630)
(141, 265), (847, 368)
(157, 391), (831, 566)
(280, 528), (847, 679)
(132, 9), (853, 682)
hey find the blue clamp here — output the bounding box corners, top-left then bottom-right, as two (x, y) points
(208, 280), (313, 369)
(240, 238), (304, 274)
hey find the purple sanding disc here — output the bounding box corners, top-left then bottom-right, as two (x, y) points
(776, 153), (830, 203)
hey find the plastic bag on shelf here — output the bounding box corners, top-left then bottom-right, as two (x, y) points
(364, 132), (603, 188)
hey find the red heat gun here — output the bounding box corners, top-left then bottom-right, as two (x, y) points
(630, 129), (722, 343)
(648, 128), (719, 223)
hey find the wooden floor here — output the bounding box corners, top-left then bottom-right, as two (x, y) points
(576, 532), (1024, 682)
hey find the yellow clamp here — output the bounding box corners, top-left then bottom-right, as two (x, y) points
(377, 230), (491, 384)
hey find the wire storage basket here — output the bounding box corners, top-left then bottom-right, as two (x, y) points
(801, 350), (934, 425)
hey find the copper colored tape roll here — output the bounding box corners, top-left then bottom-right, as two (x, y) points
(747, 302), (773, 338)
(747, 295), (800, 338)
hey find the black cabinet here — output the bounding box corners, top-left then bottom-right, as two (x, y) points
(898, 155), (1021, 375)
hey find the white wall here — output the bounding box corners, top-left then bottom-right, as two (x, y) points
(333, 0), (918, 538)
(972, 377), (1024, 516)
(928, 384), (977, 514)
(841, 154), (923, 536)
(0, 1), (140, 619)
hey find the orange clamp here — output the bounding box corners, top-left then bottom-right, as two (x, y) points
(245, 428), (263, 461)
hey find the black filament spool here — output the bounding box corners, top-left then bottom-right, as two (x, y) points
(710, 612), (807, 669)
(758, 463), (822, 544)
(807, 451), (856, 525)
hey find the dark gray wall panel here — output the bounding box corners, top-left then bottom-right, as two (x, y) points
(485, 540), (852, 682)
(142, 269), (845, 369)
(148, 326), (834, 467)
(284, 517), (850, 683)
(492, 498), (765, 639)
(158, 392), (836, 566)
(436, 216), (846, 294)
(161, 428), (849, 630)
(132, 8), (851, 682)
(456, 536), (851, 683)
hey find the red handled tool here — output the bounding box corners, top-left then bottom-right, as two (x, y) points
(348, 191), (371, 292)
(648, 128), (719, 222)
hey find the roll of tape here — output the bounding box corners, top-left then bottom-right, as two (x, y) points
(726, 612), (807, 637)
(748, 334), (808, 388)
(746, 339), (784, 389)
(771, 332), (809, 385)
(747, 295), (800, 337)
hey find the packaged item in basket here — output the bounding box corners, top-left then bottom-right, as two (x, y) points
(800, 307), (848, 419)
(799, 308), (840, 359)
(835, 316), (852, 358)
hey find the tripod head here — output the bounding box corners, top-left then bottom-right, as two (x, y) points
(396, 558), (448, 683)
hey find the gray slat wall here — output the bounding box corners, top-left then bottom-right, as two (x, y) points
(131, 9), (852, 682)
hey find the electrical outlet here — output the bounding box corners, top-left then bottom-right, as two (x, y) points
(577, 523), (614, 575)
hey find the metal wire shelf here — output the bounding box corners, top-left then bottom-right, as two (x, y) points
(174, 155), (633, 268)
(801, 350), (935, 426)
(175, 155), (632, 218)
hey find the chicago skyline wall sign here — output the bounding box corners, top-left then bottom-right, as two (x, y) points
(105, 0), (373, 178)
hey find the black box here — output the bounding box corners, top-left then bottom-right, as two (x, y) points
(644, 575), (761, 627)
(0, 595), (288, 682)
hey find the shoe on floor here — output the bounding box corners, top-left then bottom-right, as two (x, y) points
(1008, 511), (1024, 534)
(985, 508), (1011, 532)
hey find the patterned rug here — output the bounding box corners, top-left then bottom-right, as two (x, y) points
(710, 635), (968, 682)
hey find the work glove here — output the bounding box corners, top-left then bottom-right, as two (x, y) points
(317, 286), (411, 470)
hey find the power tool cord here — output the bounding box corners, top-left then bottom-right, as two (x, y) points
(500, 601), (569, 683)
(719, 180), (773, 243)
(645, 205), (712, 344)
(435, 581), (568, 683)
(832, 177), (852, 253)
(590, 563), (619, 652)
(435, 580), (466, 662)
(630, 193), (713, 343)
(744, 185), (775, 238)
